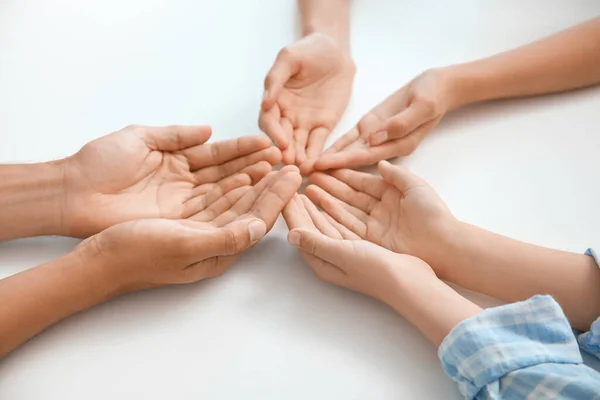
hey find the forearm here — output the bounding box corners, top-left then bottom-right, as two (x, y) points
(0, 247), (119, 358)
(387, 276), (482, 347)
(437, 222), (600, 331)
(447, 17), (600, 109)
(298, 0), (351, 52)
(0, 162), (67, 241)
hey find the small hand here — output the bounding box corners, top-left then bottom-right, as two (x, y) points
(314, 69), (456, 170)
(305, 161), (457, 275)
(283, 193), (435, 304)
(81, 166), (302, 290)
(63, 125), (281, 237)
(259, 33), (355, 169)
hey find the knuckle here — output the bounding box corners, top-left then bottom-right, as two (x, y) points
(210, 144), (221, 161)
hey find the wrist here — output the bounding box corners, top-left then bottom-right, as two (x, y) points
(442, 62), (499, 110)
(0, 160), (69, 241)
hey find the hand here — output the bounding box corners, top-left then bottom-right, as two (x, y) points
(283, 193), (436, 304)
(305, 161), (457, 277)
(81, 166), (302, 290)
(259, 33), (355, 169)
(63, 125), (282, 237)
(314, 68), (457, 170)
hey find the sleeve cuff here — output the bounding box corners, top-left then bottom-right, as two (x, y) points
(438, 295), (583, 399)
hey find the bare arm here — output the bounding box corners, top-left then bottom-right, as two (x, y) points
(298, 0), (351, 52)
(436, 223), (600, 332)
(0, 162), (67, 241)
(450, 17), (600, 108)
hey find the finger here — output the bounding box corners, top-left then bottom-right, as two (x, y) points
(363, 119), (438, 165)
(282, 193), (316, 231)
(306, 127), (331, 160)
(308, 172), (378, 214)
(196, 218), (267, 258)
(140, 125), (212, 151)
(240, 161), (273, 184)
(262, 48), (300, 110)
(259, 105), (289, 149)
(300, 195), (342, 239)
(370, 102), (436, 145)
(322, 211), (361, 240)
(182, 135), (273, 170)
(299, 159), (317, 176)
(330, 169), (386, 200)
(378, 160), (428, 194)
(184, 173), (251, 218)
(281, 118), (295, 165)
(294, 128), (309, 165)
(288, 228), (348, 266)
(194, 146), (281, 186)
(210, 170), (279, 225)
(300, 251), (347, 285)
(314, 148), (372, 171)
(244, 166), (302, 230)
(305, 184), (367, 237)
(323, 127), (360, 155)
(191, 186), (252, 222)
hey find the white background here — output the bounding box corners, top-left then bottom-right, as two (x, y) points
(1, 1), (600, 398)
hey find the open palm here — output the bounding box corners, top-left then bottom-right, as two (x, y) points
(63, 125), (281, 237)
(305, 162), (456, 265)
(260, 33), (355, 168)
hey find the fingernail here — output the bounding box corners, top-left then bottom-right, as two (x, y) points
(288, 231), (301, 247)
(248, 220), (267, 242)
(371, 130), (388, 146)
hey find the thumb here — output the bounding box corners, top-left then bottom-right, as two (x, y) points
(378, 160), (426, 194)
(262, 49), (299, 110)
(287, 228), (346, 265)
(141, 125), (212, 151)
(201, 219), (267, 257)
(370, 102), (435, 146)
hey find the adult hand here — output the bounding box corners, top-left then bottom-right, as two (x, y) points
(313, 68), (457, 171)
(283, 193), (435, 304)
(260, 33), (355, 169)
(81, 166), (302, 290)
(63, 125), (282, 237)
(305, 161), (458, 277)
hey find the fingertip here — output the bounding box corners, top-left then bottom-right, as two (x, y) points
(288, 229), (301, 247)
(248, 219), (267, 242)
(299, 159), (316, 176)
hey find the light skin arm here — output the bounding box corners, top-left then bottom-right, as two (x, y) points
(437, 223), (600, 332)
(450, 16), (600, 108)
(0, 162), (67, 241)
(298, 0), (351, 51)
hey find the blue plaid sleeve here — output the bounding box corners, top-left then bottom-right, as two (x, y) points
(578, 248), (600, 359)
(438, 295), (600, 399)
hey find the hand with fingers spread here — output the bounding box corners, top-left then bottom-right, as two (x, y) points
(62, 125), (282, 238)
(313, 69), (457, 171)
(259, 32), (355, 170)
(0, 166), (302, 357)
(305, 160), (457, 273)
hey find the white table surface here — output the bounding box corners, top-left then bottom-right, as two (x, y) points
(1, 1), (600, 398)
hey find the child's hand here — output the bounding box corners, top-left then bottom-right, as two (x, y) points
(311, 69), (458, 171)
(305, 161), (457, 278)
(283, 194), (436, 304)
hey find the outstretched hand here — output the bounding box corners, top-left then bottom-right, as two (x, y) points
(259, 33), (355, 170)
(313, 69), (456, 171)
(305, 161), (457, 275)
(82, 166), (303, 290)
(62, 125), (282, 237)
(283, 193), (436, 304)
